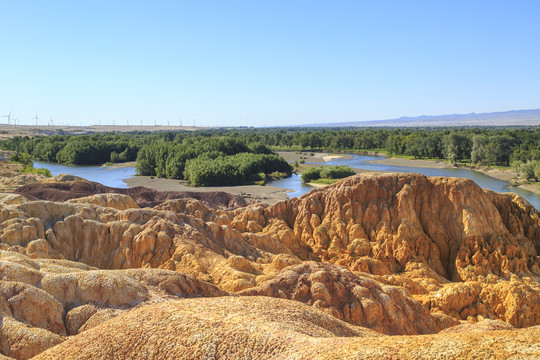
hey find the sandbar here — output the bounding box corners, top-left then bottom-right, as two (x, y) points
(124, 176), (291, 205)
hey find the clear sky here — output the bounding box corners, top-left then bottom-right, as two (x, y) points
(1, 1), (539, 127)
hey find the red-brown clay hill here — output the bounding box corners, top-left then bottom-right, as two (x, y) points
(14, 179), (247, 209)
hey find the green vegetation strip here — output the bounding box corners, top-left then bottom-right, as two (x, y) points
(1, 126), (539, 185)
(301, 165), (355, 183)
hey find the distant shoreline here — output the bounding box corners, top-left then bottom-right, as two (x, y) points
(367, 156), (540, 196)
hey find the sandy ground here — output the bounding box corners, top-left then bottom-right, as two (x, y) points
(124, 176), (291, 204)
(103, 161), (137, 168)
(519, 184), (540, 196)
(367, 158), (453, 169)
(276, 151), (353, 164)
(473, 167), (517, 182)
(124, 152), (359, 204)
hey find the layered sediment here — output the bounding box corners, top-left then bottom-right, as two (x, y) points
(0, 171), (538, 358)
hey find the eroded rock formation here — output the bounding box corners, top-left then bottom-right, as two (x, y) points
(34, 297), (540, 360)
(0, 171), (539, 358)
(238, 261), (446, 335)
(0, 251), (226, 359)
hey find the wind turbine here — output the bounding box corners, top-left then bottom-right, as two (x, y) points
(179, 114), (182, 127)
(33, 113), (40, 126)
(49, 117), (54, 126)
(3, 111), (12, 125)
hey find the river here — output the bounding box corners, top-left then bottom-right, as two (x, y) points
(34, 155), (540, 210)
(269, 154), (540, 210)
(33, 161), (136, 189)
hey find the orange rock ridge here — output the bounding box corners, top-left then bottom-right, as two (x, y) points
(0, 172), (538, 358)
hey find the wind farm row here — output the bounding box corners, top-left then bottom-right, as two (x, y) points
(1, 111), (208, 128)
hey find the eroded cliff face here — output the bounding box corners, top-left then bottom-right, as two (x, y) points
(0, 172), (539, 359)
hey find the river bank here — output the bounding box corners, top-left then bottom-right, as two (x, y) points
(367, 156), (540, 197)
(28, 151), (540, 207)
(276, 151), (353, 164)
(367, 157), (519, 180)
(123, 152), (359, 204)
(124, 176), (291, 204)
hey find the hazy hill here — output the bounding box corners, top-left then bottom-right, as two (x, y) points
(309, 109), (540, 127)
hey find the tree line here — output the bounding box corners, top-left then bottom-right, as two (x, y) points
(0, 133), (144, 165)
(1, 126), (539, 183)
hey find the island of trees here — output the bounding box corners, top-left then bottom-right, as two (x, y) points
(301, 165), (356, 184)
(1, 126), (539, 185)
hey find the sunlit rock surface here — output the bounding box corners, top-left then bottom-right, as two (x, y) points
(0, 171), (538, 358)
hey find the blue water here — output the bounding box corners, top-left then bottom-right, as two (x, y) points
(270, 173), (315, 198)
(270, 154), (540, 210)
(33, 161), (136, 188)
(34, 155), (540, 210)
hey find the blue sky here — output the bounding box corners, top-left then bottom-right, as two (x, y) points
(1, 1), (539, 127)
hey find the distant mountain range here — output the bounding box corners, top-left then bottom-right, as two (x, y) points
(306, 109), (540, 127)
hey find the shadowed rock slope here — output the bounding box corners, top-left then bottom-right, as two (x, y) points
(0, 172), (539, 358)
(14, 179), (248, 209)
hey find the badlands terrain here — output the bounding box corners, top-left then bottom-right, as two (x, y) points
(0, 158), (539, 358)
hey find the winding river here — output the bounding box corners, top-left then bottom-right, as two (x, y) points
(34, 154), (540, 210)
(270, 154), (540, 210)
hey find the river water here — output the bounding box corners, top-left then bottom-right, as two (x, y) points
(269, 154), (540, 210)
(34, 155), (540, 210)
(33, 161), (136, 189)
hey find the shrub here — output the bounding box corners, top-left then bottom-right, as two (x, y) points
(320, 165), (355, 179)
(184, 153), (292, 186)
(9, 152), (33, 166)
(302, 165), (355, 183)
(301, 167), (321, 183)
(20, 166), (52, 177)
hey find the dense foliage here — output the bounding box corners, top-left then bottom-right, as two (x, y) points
(1, 133), (143, 165)
(9, 153), (52, 177)
(135, 136), (291, 185)
(184, 153), (292, 186)
(1, 126), (539, 184)
(301, 165), (355, 183)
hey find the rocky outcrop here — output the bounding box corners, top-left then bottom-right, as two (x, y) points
(2, 173), (540, 327)
(0, 161), (46, 192)
(262, 173), (540, 327)
(0, 251), (226, 359)
(0, 172), (539, 358)
(34, 296), (540, 360)
(288, 173), (539, 280)
(239, 262), (445, 334)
